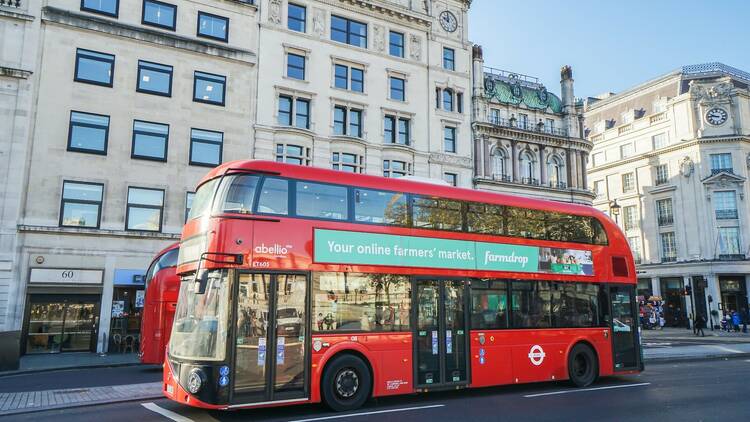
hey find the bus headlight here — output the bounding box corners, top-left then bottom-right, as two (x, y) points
(187, 368), (206, 394)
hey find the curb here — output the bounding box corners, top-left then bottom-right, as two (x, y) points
(643, 352), (750, 364)
(0, 362), (158, 378)
(0, 393), (165, 416)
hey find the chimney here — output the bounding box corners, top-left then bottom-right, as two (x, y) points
(560, 65), (580, 138)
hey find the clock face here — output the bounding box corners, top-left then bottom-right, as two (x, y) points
(705, 107), (728, 126)
(439, 11), (458, 33)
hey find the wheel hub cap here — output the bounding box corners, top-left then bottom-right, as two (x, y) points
(335, 369), (359, 398)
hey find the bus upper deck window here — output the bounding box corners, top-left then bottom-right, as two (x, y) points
(257, 178), (289, 215)
(220, 175), (260, 214)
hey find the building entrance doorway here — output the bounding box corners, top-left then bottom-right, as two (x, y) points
(24, 294), (100, 354)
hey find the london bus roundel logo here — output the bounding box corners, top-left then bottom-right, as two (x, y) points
(528, 345), (546, 366)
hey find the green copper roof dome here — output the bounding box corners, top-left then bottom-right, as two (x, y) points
(484, 76), (563, 114)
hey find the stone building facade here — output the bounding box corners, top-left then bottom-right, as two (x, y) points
(471, 46), (594, 204)
(0, 0), (474, 361)
(585, 63), (750, 328)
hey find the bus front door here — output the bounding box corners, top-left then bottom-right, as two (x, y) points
(232, 273), (309, 406)
(609, 285), (640, 371)
(414, 279), (469, 388)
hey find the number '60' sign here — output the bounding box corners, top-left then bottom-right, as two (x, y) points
(61, 270), (75, 279)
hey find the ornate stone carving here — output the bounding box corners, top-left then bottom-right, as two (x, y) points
(690, 80), (732, 102)
(409, 35), (421, 61)
(313, 8), (325, 37)
(373, 25), (385, 52)
(679, 156), (694, 178)
(560, 65), (573, 80)
(429, 153), (473, 168)
(268, 0), (281, 24)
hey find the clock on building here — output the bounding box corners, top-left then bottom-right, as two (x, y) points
(705, 107), (728, 126)
(439, 10), (458, 32)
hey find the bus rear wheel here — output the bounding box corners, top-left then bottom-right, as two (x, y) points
(321, 354), (372, 412)
(568, 343), (598, 387)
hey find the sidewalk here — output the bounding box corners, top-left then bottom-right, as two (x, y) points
(641, 327), (750, 343)
(643, 342), (750, 363)
(0, 352), (141, 377)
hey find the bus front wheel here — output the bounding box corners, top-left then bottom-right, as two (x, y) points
(568, 343), (598, 387)
(321, 354), (372, 412)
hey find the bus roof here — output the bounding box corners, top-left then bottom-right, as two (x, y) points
(153, 242), (179, 263)
(198, 160), (606, 220)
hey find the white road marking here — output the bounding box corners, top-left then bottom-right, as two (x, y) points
(523, 382), (651, 398)
(141, 402), (195, 422)
(287, 404), (446, 422)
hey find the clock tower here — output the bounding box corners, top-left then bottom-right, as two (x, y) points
(690, 78), (737, 138)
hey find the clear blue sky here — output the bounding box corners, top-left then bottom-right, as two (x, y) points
(468, 0), (750, 98)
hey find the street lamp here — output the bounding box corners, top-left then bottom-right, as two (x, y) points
(609, 200), (621, 224)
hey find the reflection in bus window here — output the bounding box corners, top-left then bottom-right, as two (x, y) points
(551, 283), (599, 328)
(144, 248), (178, 290)
(187, 179), (218, 220)
(547, 212), (594, 244)
(467, 203), (505, 235)
(296, 182), (348, 220)
(470, 280), (508, 329)
(219, 175), (260, 214)
(506, 208), (547, 240)
(170, 270), (229, 361)
(511, 281), (551, 328)
(312, 272), (410, 332)
(412, 196), (462, 231)
(257, 178), (289, 215)
(354, 189), (407, 225)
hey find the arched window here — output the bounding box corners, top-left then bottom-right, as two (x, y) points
(548, 155), (563, 186)
(520, 150), (535, 181)
(492, 147), (506, 178)
(443, 89), (454, 111)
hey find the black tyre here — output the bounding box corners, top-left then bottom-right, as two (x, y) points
(321, 354), (372, 412)
(568, 343), (598, 387)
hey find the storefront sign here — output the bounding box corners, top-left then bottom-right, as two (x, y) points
(112, 301), (125, 318)
(314, 229), (594, 276)
(113, 269), (146, 286)
(29, 268), (103, 285)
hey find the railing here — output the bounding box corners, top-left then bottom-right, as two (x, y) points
(618, 124), (632, 135)
(719, 254), (745, 261)
(484, 67), (540, 85)
(716, 209), (738, 220)
(655, 177), (669, 186)
(521, 177), (540, 186)
(650, 112), (667, 124)
(662, 256), (677, 263)
(658, 216), (674, 226)
(711, 167), (734, 175)
(0, 0), (21, 7)
(487, 115), (569, 137)
(549, 181), (567, 189)
(492, 174), (512, 183)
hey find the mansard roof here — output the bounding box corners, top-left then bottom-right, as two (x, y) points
(483, 72), (563, 114)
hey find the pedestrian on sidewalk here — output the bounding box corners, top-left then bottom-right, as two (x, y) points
(732, 311), (741, 333)
(659, 312), (665, 330)
(695, 314), (706, 337)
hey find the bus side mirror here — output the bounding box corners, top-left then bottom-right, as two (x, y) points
(194, 269), (209, 294)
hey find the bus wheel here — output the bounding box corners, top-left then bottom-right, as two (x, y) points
(568, 343), (598, 388)
(321, 354), (372, 412)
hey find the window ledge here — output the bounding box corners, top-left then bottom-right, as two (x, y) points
(17, 224), (180, 240)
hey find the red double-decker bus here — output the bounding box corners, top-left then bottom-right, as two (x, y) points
(164, 160), (642, 412)
(139, 243), (180, 365)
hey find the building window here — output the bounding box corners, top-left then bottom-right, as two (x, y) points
(655, 164), (669, 185)
(592, 152), (604, 167)
(548, 156), (563, 187)
(492, 148), (507, 178)
(288, 3), (306, 32)
(193, 71), (226, 106)
(660, 232), (677, 262)
(384, 115), (410, 145)
(81, 0), (119, 17)
(276, 144), (310, 165)
(594, 180), (606, 199)
(444, 172), (457, 186)
(278, 95), (310, 129)
(197, 12), (228, 42)
(718, 227), (741, 256)
(137, 60), (172, 96)
(389, 76), (405, 101)
(334, 64), (364, 92)
(710, 153), (733, 174)
(185, 192), (195, 223)
(628, 236), (642, 264)
(189, 128), (223, 167)
(389, 31), (404, 57)
(623, 205), (639, 231)
(331, 15), (367, 48)
(67, 111), (110, 154)
(332, 152), (364, 173)
(714, 191), (738, 220)
(518, 113), (529, 130)
(132, 120), (168, 161)
(60, 181), (103, 228)
(444, 126), (456, 153)
(520, 151), (535, 183)
(142, 0), (176, 30)
(383, 160), (410, 178)
(333, 106), (363, 138)
(652, 132), (668, 150)
(656, 198), (674, 226)
(442, 89), (454, 111)
(286, 53), (305, 80)
(545, 118), (555, 133)
(126, 187), (164, 232)
(620, 143), (634, 159)
(74, 49), (115, 87)
(443, 47), (455, 70)
(622, 172), (635, 193)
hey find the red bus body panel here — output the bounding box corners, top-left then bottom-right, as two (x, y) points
(140, 244), (180, 365)
(167, 160), (638, 409)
